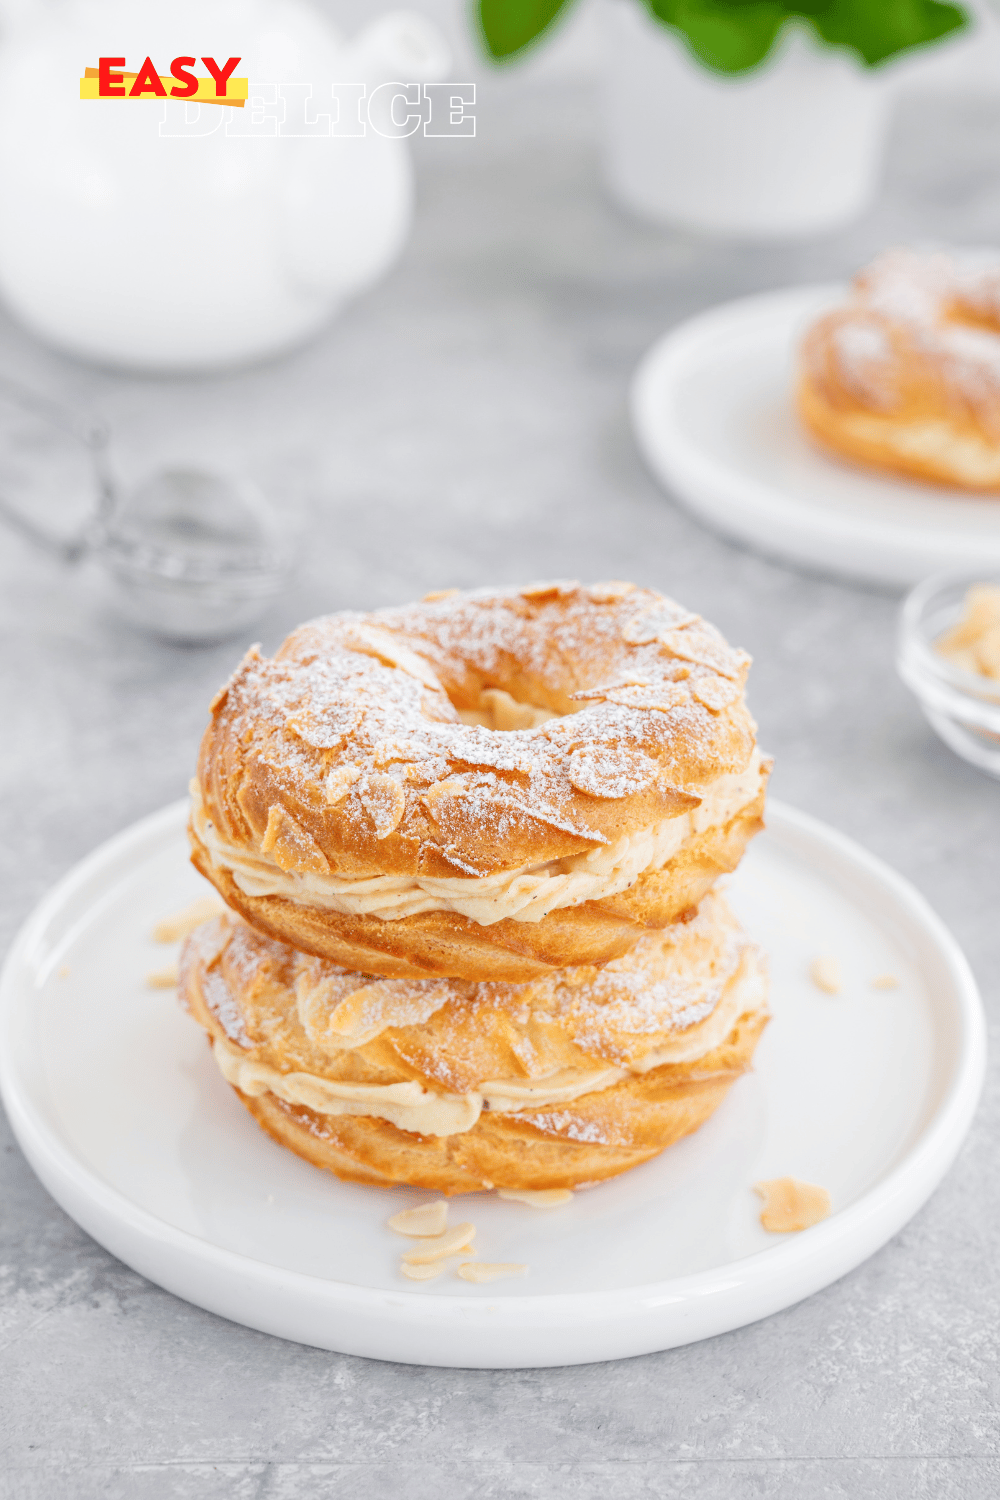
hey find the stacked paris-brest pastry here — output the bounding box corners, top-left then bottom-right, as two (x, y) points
(179, 582), (771, 1193)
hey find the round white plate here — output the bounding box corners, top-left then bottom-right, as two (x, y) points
(630, 285), (1000, 588)
(0, 799), (984, 1368)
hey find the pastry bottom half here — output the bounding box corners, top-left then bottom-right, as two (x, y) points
(798, 373), (1000, 491)
(227, 1009), (766, 1195)
(189, 789), (766, 983)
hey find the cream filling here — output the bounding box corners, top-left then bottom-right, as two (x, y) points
(213, 1040), (483, 1137)
(194, 749), (763, 927)
(210, 948), (767, 1139)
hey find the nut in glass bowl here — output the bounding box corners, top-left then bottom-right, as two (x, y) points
(897, 572), (1000, 779)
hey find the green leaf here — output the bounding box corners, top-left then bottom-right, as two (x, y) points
(477, 0), (578, 60)
(645, 1), (786, 73)
(809, 0), (968, 67)
(641, 0), (968, 73)
(478, 0), (969, 72)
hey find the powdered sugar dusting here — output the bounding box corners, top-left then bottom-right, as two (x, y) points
(814, 246), (1000, 425)
(199, 584), (754, 880)
(567, 746), (657, 800)
(201, 968), (251, 1046)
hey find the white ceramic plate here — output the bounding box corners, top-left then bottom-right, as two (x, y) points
(0, 799), (984, 1368)
(630, 285), (1000, 588)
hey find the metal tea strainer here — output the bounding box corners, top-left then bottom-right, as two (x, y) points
(0, 376), (291, 644)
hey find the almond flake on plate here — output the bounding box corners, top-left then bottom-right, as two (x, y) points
(755, 1178), (831, 1232)
(457, 1262), (527, 1284)
(809, 956), (841, 994)
(400, 1260), (447, 1281)
(401, 1223), (475, 1265)
(497, 1189), (572, 1208)
(146, 964), (179, 989)
(152, 897), (224, 943)
(387, 1201), (449, 1237)
(871, 973), (899, 990)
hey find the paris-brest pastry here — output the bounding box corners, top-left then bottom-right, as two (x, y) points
(181, 581), (770, 1192)
(799, 245), (1000, 491)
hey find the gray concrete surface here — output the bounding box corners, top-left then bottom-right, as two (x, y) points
(2, 77), (999, 1500)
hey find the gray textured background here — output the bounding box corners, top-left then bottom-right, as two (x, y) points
(1, 75), (998, 1500)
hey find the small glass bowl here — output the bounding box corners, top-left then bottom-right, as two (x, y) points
(898, 572), (1000, 779)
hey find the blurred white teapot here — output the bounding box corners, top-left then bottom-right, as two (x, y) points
(0, 0), (449, 370)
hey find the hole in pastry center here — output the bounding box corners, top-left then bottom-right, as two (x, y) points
(454, 687), (568, 732)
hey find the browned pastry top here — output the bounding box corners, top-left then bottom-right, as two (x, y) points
(801, 247), (1000, 440)
(195, 581), (755, 883)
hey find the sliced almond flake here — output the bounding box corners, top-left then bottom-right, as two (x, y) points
(570, 674), (650, 701)
(57, 965), (70, 979)
(400, 758), (450, 786)
(691, 676), (741, 713)
(755, 1178), (831, 1232)
(976, 626), (1000, 677)
(358, 774), (406, 839)
(871, 973), (900, 990)
(568, 746), (657, 799)
(261, 805), (331, 874)
(589, 580), (636, 603)
(152, 897), (225, 943)
(328, 979), (451, 1047)
(621, 608), (699, 645)
(602, 684), (690, 713)
(809, 956), (841, 995)
(422, 589), (459, 602)
(423, 777), (608, 848)
(284, 700), (363, 750)
(401, 1260), (446, 1281)
(939, 583), (1000, 652)
(324, 764), (362, 805)
(373, 738), (435, 767)
(659, 630), (743, 681)
(439, 843), (491, 877)
(401, 1223), (476, 1264)
(519, 580), (580, 600)
(497, 1188), (572, 1207)
(210, 643), (261, 711)
(147, 964), (178, 989)
(342, 625), (443, 691)
(457, 1262), (527, 1283)
(388, 1201), (449, 1237)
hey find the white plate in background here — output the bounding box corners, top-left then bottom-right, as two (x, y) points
(630, 286), (1000, 588)
(0, 799), (984, 1367)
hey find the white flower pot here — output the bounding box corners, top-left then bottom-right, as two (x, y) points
(599, 0), (891, 238)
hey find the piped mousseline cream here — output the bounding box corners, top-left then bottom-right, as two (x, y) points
(190, 749), (764, 927)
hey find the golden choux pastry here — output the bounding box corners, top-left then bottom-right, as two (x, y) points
(799, 246), (1000, 491)
(190, 582), (768, 980)
(179, 890), (769, 1194)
